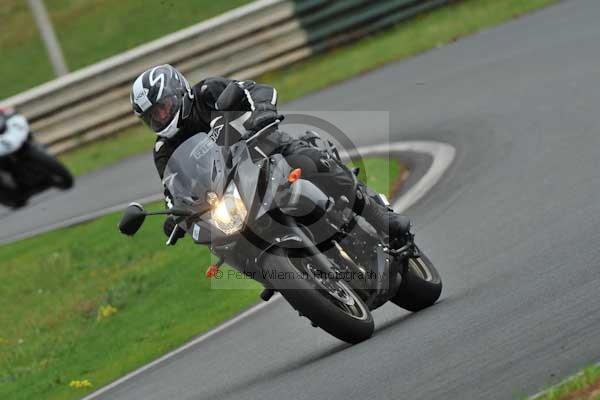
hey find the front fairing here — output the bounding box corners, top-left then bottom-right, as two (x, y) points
(163, 133), (261, 244)
(230, 139), (261, 211)
(255, 154), (292, 220)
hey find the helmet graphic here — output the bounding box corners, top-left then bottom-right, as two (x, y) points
(130, 64), (193, 138)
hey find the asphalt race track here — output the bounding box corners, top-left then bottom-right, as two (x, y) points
(4, 0), (600, 399)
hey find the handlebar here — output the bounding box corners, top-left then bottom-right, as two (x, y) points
(244, 119), (281, 144)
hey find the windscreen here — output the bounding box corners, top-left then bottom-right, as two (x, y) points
(163, 133), (227, 208)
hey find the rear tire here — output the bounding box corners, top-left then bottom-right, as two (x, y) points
(391, 251), (442, 312)
(262, 251), (374, 344)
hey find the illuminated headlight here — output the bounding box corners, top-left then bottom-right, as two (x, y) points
(211, 182), (247, 235)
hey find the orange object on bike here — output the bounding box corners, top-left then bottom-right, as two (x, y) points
(288, 168), (302, 183)
(205, 264), (220, 278)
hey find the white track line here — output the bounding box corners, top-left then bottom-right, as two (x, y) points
(81, 297), (282, 400)
(79, 140), (456, 400)
(343, 141), (456, 212)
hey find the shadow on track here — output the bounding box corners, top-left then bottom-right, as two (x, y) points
(190, 341), (351, 400)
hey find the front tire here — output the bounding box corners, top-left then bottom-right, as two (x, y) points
(0, 189), (27, 209)
(391, 250), (442, 312)
(262, 251), (374, 344)
(25, 143), (73, 190)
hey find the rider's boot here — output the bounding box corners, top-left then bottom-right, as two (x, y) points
(354, 184), (411, 248)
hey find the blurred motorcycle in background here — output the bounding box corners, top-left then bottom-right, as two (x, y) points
(0, 110), (73, 209)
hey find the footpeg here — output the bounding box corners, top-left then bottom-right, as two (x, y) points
(260, 288), (275, 302)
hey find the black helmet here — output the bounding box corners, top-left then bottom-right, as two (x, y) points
(130, 64), (193, 138)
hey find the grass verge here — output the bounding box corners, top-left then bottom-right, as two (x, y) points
(530, 364), (600, 400)
(0, 157), (401, 400)
(56, 0), (558, 177)
(0, 0), (252, 99)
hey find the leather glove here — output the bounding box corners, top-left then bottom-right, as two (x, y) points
(163, 216), (185, 245)
(243, 103), (282, 133)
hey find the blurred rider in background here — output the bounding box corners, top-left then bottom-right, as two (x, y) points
(0, 108), (29, 207)
(129, 64), (411, 246)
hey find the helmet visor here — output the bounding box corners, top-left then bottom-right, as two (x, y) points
(141, 94), (182, 133)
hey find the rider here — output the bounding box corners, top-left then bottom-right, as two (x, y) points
(0, 107), (29, 207)
(129, 64), (410, 245)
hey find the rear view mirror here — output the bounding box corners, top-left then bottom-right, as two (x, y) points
(216, 82), (245, 110)
(118, 203), (146, 236)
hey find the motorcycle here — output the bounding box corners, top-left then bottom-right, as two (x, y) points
(0, 135), (73, 209)
(118, 84), (441, 344)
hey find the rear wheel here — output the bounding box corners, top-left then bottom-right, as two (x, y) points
(262, 251), (374, 344)
(391, 250), (442, 312)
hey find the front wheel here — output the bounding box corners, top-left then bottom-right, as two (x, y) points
(25, 143), (73, 190)
(391, 250), (442, 312)
(262, 251), (374, 344)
